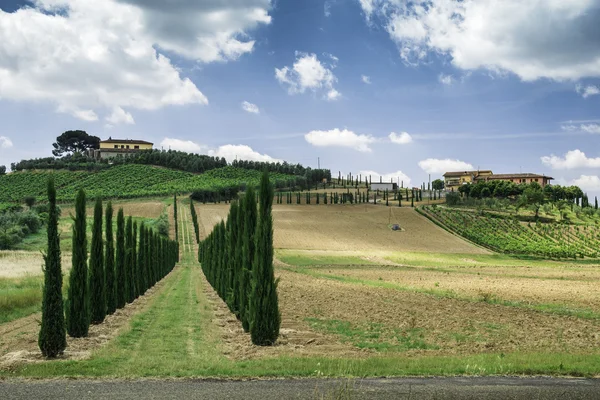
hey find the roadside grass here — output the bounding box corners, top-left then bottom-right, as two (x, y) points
(283, 266), (600, 321)
(0, 276), (43, 323)
(277, 252), (377, 266)
(306, 318), (436, 352)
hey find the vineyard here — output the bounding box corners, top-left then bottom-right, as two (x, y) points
(0, 165), (295, 203)
(421, 206), (600, 259)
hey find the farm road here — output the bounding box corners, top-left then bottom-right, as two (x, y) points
(1, 377), (599, 399)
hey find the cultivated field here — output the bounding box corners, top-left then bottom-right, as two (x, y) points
(2, 200), (600, 378)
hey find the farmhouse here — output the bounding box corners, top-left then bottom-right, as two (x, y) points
(475, 173), (553, 187)
(93, 137), (154, 159)
(370, 182), (398, 191)
(443, 170), (493, 189)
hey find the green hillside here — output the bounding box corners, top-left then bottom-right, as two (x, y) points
(0, 165), (295, 203)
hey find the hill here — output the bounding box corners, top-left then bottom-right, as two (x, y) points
(0, 165), (295, 203)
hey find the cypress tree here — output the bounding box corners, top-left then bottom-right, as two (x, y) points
(66, 189), (90, 338)
(116, 208), (126, 309)
(38, 177), (66, 357)
(227, 201), (239, 314)
(234, 199), (244, 318)
(89, 198), (106, 324)
(174, 194), (178, 245)
(133, 221), (139, 299)
(126, 216), (134, 303)
(249, 171), (280, 346)
(240, 186), (257, 332)
(138, 223), (146, 295)
(595, 196), (598, 210)
(105, 202), (116, 315)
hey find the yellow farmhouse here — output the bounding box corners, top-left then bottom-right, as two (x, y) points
(443, 170), (493, 189)
(96, 137), (154, 159)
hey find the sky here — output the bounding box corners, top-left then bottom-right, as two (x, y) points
(0, 0), (599, 194)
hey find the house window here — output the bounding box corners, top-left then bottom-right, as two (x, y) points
(534, 178), (538, 182)
(126, 145), (130, 149)
(121, 145), (125, 149)
(521, 179), (526, 183)
(114, 145), (118, 149)
(134, 145), (139, 149)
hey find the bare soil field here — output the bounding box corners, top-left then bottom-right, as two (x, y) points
(317, 266), (600, 311)
(273, 269), (600, 356)
(195, 204), (487, 253)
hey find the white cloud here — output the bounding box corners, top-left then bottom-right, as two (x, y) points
(208, 144), (282, 163)
(361, 75), (371, 84)
(438, 73), (454, 85)
(571, 175), (600, 191)
(241, 101), (260, 114)
(360, 170), (412, 188)
(360, 0), (600, 81)
(418, 158), (474, 174)
(305, 128), (376, 152)
(106, 106), (135, 125)
(324, 1), (332, 17)
(0, 136), (13, 149)
(388, 131), (412, 144)
(541, 149), (600, 170)
(576, 84), (600, 98)
(0, 0), (270, 122)
(160, 138), (206, 153)
(561, 123), (600, 134)
(275, 52), (341, 100)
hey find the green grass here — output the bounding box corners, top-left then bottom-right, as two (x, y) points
(277, 252), (376, 266)
(0, 276), (43, 323)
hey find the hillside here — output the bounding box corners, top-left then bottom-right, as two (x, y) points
(0, 165), (295, 203)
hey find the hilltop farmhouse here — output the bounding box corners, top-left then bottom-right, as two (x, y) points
(443, 170), (553, 189)
(90, 137), (154, 160)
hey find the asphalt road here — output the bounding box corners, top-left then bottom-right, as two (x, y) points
(1, 377), (599, 399)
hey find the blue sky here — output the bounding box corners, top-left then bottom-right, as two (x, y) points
(0, 0), (599, 194)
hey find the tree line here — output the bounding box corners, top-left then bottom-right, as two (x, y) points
(39, 178), (179, 357)
(198, 171), (280, 346)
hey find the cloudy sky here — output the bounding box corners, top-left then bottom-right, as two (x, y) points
(0, 0), (599, 194)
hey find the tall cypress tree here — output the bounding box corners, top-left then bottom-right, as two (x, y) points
(249, 171), (280, 346)
(105, 202), (116, 315)
(138, 223), (146, 295)
(38, 177), (66, 357)
(89, 198), (106, 324)
(66, 189), (90, 337)
(116, 208), (126, 309)
(173, 194), (179, 262)
(126, 216), (134, 303)
(132, 221), (139, 299)
(233, 199), (243, 318)
(227, 202), (239, 314)
(239, 186), (257, 332)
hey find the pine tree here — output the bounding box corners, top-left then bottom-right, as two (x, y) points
(240, 186), (257, 332)
(249, 171), (280, 345)
(105, 202), (116, 315)
(595, 196), (598, 210)
(38, 177), (66, 357)
(115, 208), (126, 309)
(133, 221), (139, 299)
(89, 198), (106, 324)
(66, 189), (90, 337)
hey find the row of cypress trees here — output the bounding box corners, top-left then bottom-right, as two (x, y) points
(39, 179), (179, 356)
(190, 198), (200, 244)
(198, 171), (280, 346)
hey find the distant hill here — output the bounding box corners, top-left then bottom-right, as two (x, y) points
(0, 165), (298, 203)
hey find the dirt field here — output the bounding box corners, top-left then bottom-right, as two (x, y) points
(195, 204), (487, 253)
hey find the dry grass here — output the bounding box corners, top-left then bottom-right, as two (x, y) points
(0, 251), (71, 278)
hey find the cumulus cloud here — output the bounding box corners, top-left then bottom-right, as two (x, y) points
(359, 0), (600, 81)
(305, 128), (376, 152)
(0, 136), (13, 149)
(438, 73), (454, 85)
(0, 0), (270, 123)
(208, 144), (282, 163)
(576, 84), (600, 98)
(571, 175), (600, 191)
(241, 101), (260, 114)
(388, 131), (412, 144)
(360, 170), (412, 188)
(361, 75), (371, 84)
(541, 149), (600, 170)
(275, 52), (341, 101)
(418, 158), (474, 174)
(160, 138), (207, 153)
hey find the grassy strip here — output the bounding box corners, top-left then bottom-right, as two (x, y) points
(282, 266), (600, 321)
(277, 253), (379, 266)
(0, 276), (43, 323)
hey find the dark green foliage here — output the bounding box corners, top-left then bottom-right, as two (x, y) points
(52, 130), (100, 157)
(173, 194), (178, 244)
(115, 208), (126, 309)
(38, 177), (66, 358)
(190, 199), (200, 243)
(138, 223), (146, 295)
(249, 171), (280, 346)
(66, 189), (89, 337)
(126, 217), (135, 303)
(133, 221), (139, 299)
(89, 198), (106, 324)
(105, 202), (116, 315)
